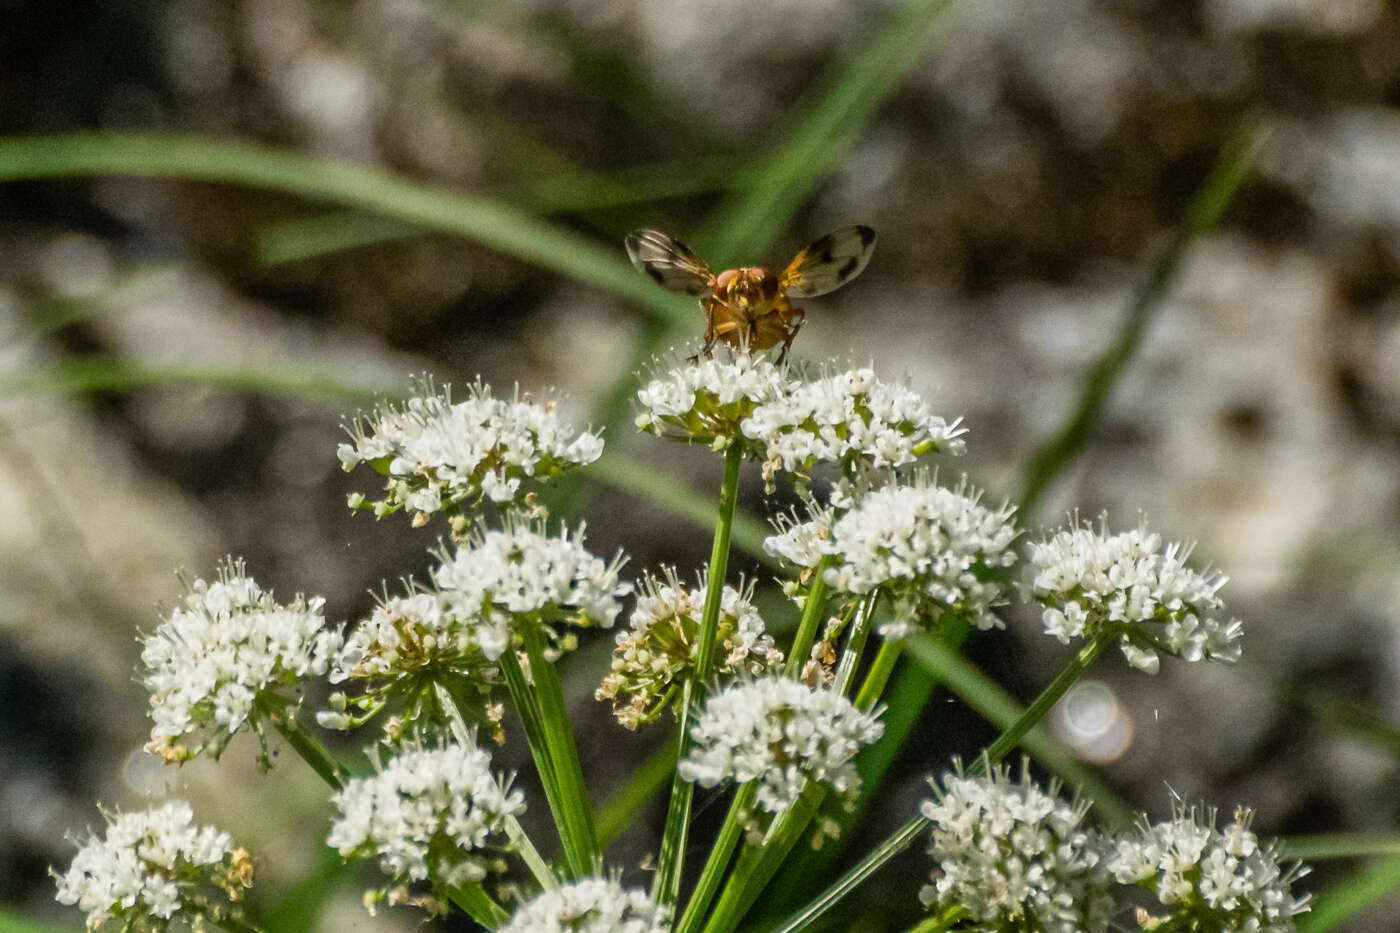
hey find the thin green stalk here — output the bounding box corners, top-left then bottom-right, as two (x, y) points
(771, 632), (1116, 933)
(652, 442), (745, 909)
(1018, 121), (1265, 520)
(523, 625), (600, 874)
(783, 557), (833, 679)
(976, 634), (1110, 770)
(853, 639), (902, 711)
(701, 603), (895, 933)
(833, 594), (880, 693)
(499, 646), (574, 874)
(443, 880), (511, 928)
(674, 783), (758, 933)
(432, 683), (557, 889)
(264, 707), (351, 791)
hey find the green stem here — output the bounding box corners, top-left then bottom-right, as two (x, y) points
(900, 906), (967, 933)
(444, 880), (511, 928)
(432, 682), (557, 889)
(770, 631), (1115, 933)
(523, 625), (600, 875)
(975, 634), (1110, 771)
(674, 783), (758, 933)
(701, 601), (899, 933)
(783, 557), (833, 679)
(833, 593), (879, 693)
(1018, 121), (1265, 520)
(854, 638), (902, 711)
(499, 646), (573, 874)
(265, 706), (351, 791)
(653, 442), (744, 909)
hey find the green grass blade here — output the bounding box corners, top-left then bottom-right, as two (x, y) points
(0, 908), (75, 933)
(0, 356), (403, 404)
(0, 133), (692, 326)
(597, 740), (675, 848)
(1284, 835), (1400, 861)
(1296, 854), (1400, 933)
(1018, 121), (1266, 521)
(694, 0), (956, 265)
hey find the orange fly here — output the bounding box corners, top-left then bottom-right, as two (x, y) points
(625, 226), (877, 363)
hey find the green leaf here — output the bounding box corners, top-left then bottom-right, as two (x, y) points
(0, 133), (693, 327)
(1296, 854), (1400, 933)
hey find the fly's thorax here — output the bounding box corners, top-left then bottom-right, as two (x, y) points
(715, 267), (783, 311)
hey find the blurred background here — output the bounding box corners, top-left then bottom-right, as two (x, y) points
(2, 0), (1399, 929)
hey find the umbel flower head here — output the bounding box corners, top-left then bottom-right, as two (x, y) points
(500, 876), (669, 933)
(431, 519), (631, 661)
(678, 676), (884, 814)
(320, 586), (503, 743)
(597, 569), (785, 730)
(742, 363), (966, 490)
(328, 738), (525, 915)
(53, 800), (253, 932)
(1109, 804), (1311, 933)
(141, 559), (342, 764)
(1026, 518), (1243, 673)
(636, 350), (964, 494)
(920, 759), (1113, 933)
(340, 376), (603, 526)
(819, 476), (1019, 638)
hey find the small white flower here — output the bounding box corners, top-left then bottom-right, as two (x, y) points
(820, 477), (1018, 637)
(432, 520), (631, 660)
(919, 760), (1113, 933)
(500, 877), (669, 933)
(340, 377), (603, 523)
(53, 801), (252, 932)
(1026, 518), (1243, 672)
(597, 570), (784, 729)
(141, 559), (342, 764)
(1110, 805), (1311, 933)
(678, 676), (883, 814)
(328, 740), (524, 913)
(763, 504), (832, 572)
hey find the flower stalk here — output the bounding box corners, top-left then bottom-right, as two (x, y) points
(653, 441), (744, 909)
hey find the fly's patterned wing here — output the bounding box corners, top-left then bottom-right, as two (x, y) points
(625, 229), (715, 297)
(779, 225), (877, 298)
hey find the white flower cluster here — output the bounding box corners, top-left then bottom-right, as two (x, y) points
(328, 741), (524, 909)
(500, 877), (669, 933)
(597, 571), (784, 729)
(636, 353), (962, 492)
(1110, 806), (1311, 933)
(340, 378), (603, 523)
(679, 676), (884, 813)
(742, 365), (966, 486)
(321, 589), (502, 741)
(432, 522), (631, 660)
(1026, 520), (1243, 673)
(821, 480), (1019, 638)
(920, 762), (1113, 933)
(141, 559), (342, 763)
(635, 351), (787, 445)
(53, 801), (252, 932)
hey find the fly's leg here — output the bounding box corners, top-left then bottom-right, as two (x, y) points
(775, 307), (806, 365)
